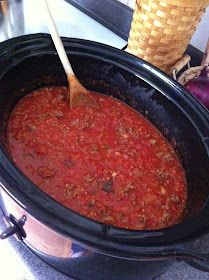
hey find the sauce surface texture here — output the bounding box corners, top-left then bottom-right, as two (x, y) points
(8, 87), (187, 230)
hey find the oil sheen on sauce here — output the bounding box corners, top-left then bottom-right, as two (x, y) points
(7, 86), (187, 230)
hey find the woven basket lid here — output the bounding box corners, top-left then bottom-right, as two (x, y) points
(159, 0), (209, 7)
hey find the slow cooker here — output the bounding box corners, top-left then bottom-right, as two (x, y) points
(0, 33), (209, 280)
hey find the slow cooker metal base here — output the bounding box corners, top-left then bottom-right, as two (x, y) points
(28, 242), (173, 280)
(0, 186), (173, 280)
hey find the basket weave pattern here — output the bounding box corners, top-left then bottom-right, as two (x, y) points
(127, 0), (209, 74)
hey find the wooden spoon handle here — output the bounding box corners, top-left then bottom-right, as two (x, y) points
(44, 0), (74, 76)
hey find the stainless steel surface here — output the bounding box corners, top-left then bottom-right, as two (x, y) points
(0, 188), (83, 258)
(1, 207), (209, 280)
(0, 0), (24, 42)
(0, 0), (126, 48)
(0, 187), (173, 280)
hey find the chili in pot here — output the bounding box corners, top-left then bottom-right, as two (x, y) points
(7, 86), (187, 230)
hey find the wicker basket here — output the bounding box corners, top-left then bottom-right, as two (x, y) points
(127, 0), (209, 74)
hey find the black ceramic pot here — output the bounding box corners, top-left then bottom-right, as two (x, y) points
(0, 34), (209, 280)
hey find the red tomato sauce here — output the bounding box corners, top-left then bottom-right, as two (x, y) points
(7, 86), (187, 230)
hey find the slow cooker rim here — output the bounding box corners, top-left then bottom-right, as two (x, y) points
(0, 34), (209, 259)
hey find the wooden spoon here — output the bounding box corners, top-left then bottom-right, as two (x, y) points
(44, 0), (98, 109)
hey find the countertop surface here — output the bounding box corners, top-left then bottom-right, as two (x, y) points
(0, 0), (209, 279)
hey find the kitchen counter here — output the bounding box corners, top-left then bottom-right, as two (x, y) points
(0, 0), (209, 279)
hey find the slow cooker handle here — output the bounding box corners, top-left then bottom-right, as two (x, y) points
(0, 214), (26, 240)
